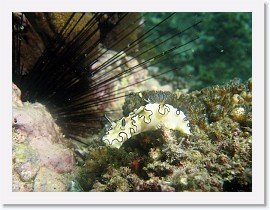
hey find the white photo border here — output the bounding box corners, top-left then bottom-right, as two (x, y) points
(0, 0), (264, 205)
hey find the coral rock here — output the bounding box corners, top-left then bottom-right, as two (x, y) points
(78, 79), (252, 192)
(12, 83), (75, 191)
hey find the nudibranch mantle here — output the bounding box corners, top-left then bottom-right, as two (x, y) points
(102, 103), (191, 149)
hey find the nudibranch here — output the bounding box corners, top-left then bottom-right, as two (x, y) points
(102, 103), (191, 149)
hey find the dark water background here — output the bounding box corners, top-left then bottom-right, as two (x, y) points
(142, 12), (252, 90)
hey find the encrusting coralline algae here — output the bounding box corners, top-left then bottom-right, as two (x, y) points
(12, 84), (75, 192)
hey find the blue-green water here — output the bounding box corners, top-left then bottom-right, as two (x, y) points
(142, 12), (252, 90)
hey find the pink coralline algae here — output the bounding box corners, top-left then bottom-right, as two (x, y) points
(12, 83), (75, 191)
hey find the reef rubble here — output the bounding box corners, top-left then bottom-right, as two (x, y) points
(76, 78), (252, 192)
(12, 78), (252, 192)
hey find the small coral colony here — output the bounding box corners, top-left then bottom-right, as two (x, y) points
(12, 12), (252, 192)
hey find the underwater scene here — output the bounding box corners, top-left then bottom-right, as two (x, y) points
(12, 12), (252, 192)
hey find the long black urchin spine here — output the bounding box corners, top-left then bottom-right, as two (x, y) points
(12, 12), (201, 137)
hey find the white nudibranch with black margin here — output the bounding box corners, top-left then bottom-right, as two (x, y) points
(102, 103), (191, 149)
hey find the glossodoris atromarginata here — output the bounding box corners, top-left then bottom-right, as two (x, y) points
(102, 103), (191, 149)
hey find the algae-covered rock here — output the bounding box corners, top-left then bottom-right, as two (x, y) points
(77, 78), (252, 192)
(12, 83), (75, 192)
(33, 167), (68, 192)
